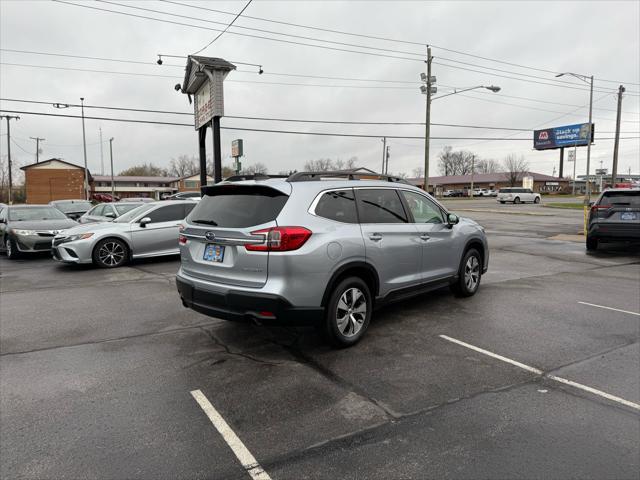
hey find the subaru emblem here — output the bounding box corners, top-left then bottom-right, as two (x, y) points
(205, 231), (216, 241)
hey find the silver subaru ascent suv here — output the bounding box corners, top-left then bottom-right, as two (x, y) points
(176, 171), (489, 347)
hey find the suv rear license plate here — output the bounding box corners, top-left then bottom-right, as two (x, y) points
(621, 212), (637, 221)
(203, 244), (225, 262)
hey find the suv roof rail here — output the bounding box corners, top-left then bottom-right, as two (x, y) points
(223, 174), (288, 182)
(287, 171), (410, 184)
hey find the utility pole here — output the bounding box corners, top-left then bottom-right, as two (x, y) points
(423, 46), (433, 193)
(29, 136), (45, 164)
(585, 75), (594, 202)
(1, 115), (19, 204)
(381, 137), (386, 173)
(80, 98), (90, 200)
(99, 127), (105, 175)
(470, 154), (475, 198)
(109, 137), (115, 200)
(385, 145), (390, 174)
(611, 84), (625, 186)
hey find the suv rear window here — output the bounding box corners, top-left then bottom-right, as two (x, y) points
(599, 191), (640, 206)
(315, 189), (358, 223)
(190, 185), (288, 228)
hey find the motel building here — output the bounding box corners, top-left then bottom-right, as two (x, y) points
(21, 158), (214, 203)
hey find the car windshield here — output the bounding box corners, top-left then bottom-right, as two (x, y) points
(599, 191), (640, 206)
(9, 207), (68, 221)
(114, 203), (142, 215)
(114, 204), (155, 223)
(53, 201), (92, 213)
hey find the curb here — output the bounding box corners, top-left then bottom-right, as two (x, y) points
(454, 208), (555, 217)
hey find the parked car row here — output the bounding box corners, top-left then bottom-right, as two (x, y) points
(0, 198), (198, 265)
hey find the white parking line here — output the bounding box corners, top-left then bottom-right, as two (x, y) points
(578, 301), (640, 317)
(438, 335), (640, 411)
(190, 389), (272, 480)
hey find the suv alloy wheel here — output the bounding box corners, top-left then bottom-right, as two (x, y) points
(451, 248), (482, 297)
(324, 276), (372, 347)
(514, 197), (521, 204)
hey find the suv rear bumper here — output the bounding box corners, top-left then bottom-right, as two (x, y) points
(588, 223), (640, 241)
(176, 275), (323, 325)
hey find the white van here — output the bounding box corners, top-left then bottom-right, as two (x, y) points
(497, 187), (541, 204)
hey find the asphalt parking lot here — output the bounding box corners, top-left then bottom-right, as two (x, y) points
(1, 198), (639, 480)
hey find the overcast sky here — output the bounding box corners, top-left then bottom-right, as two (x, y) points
(1, 0), (639, 180)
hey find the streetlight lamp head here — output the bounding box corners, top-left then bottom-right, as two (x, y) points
(486, 85), (501, 93)
(555, 73), (564, 78)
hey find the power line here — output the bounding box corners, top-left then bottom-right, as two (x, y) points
(3, 62), (639, 125)
(191, 0), (253, 54)
(99, 0), (425, 59)
(52, 1), (425, 63)
(2, 109), (638, 142)
(5, 98), (638, 133)
(4, 50), (638, 115)
(159, 0), (640, 86)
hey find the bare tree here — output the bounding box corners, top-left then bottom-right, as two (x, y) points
(119, 163), (168, 177)
(437, 146), (475, 176)
(168, 155), (199, 178)
(412, 167), (424, 178)
(241, 162), (268, 175)
(475, 158), (502, 174)
(344, 156), (358, 170)
(503, 154), (529, 186)
(304, 158), (334, 171)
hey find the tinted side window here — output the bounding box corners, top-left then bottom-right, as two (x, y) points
(356, 189), (407, 224)
(92, 205), (105, 216)
(315, 189), (357, 223)
(183, 203), (196, 217)
(146, 204), (186, 223)
(401, 191), (444, 223)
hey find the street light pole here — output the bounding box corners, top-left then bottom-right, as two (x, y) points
(80, 98), (90, 201)
(586, 75), (594, 201)
(109, 137), (115, 200)
(381, 137), (386, 174)
(556, 72), (594, 202)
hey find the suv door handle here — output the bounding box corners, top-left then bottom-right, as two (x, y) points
(420, 234), (430, 241)
(368, 233), (383, 241)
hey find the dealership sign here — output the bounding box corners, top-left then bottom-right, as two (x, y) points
(533, 123), (595, 150)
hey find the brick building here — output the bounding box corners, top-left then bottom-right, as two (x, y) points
(21, 158), (90, 204)
(171, 173), (214, 192)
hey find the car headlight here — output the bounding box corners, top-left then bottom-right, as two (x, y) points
(66, 233), (94, 242)
(10, 229), (37, 236)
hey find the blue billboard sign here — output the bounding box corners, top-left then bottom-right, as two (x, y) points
(533, 123), (594, 150)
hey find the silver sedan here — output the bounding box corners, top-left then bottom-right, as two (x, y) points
(52, 201), (195, 268)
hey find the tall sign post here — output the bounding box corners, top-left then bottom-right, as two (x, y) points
(178, 56), (236, 186)
(567, 148), (577, 195)
(231, 139), (243, 174)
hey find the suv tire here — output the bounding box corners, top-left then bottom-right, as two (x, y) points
(534, 196), (540, 204)
(586, 236), (598, 251)
(451, 248), (482, 297)
(92, 238), (129, 268)
(6, 237), (20, 259)
(323, 276), (372, 348)
(514, 197), (521, 204)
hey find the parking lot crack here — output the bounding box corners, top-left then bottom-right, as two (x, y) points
(200, 327), (285, 367)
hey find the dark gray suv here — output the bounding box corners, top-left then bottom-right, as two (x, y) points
(587, 188), (640, 250)
(176, 172), (489, 347)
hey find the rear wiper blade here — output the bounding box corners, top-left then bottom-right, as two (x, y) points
(192, 219), (218, 226)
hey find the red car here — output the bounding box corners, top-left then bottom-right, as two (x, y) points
(92, 193), (120, 202)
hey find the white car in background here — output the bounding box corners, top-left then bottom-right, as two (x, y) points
(497, 187), (541, 204)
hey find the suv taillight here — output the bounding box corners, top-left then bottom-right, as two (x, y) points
(246, 226), (312, 252)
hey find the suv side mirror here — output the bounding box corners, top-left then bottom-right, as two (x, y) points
(104, 212), (115, 218)
(139, 216), (151, 227)
(447, 213), (459, 228)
